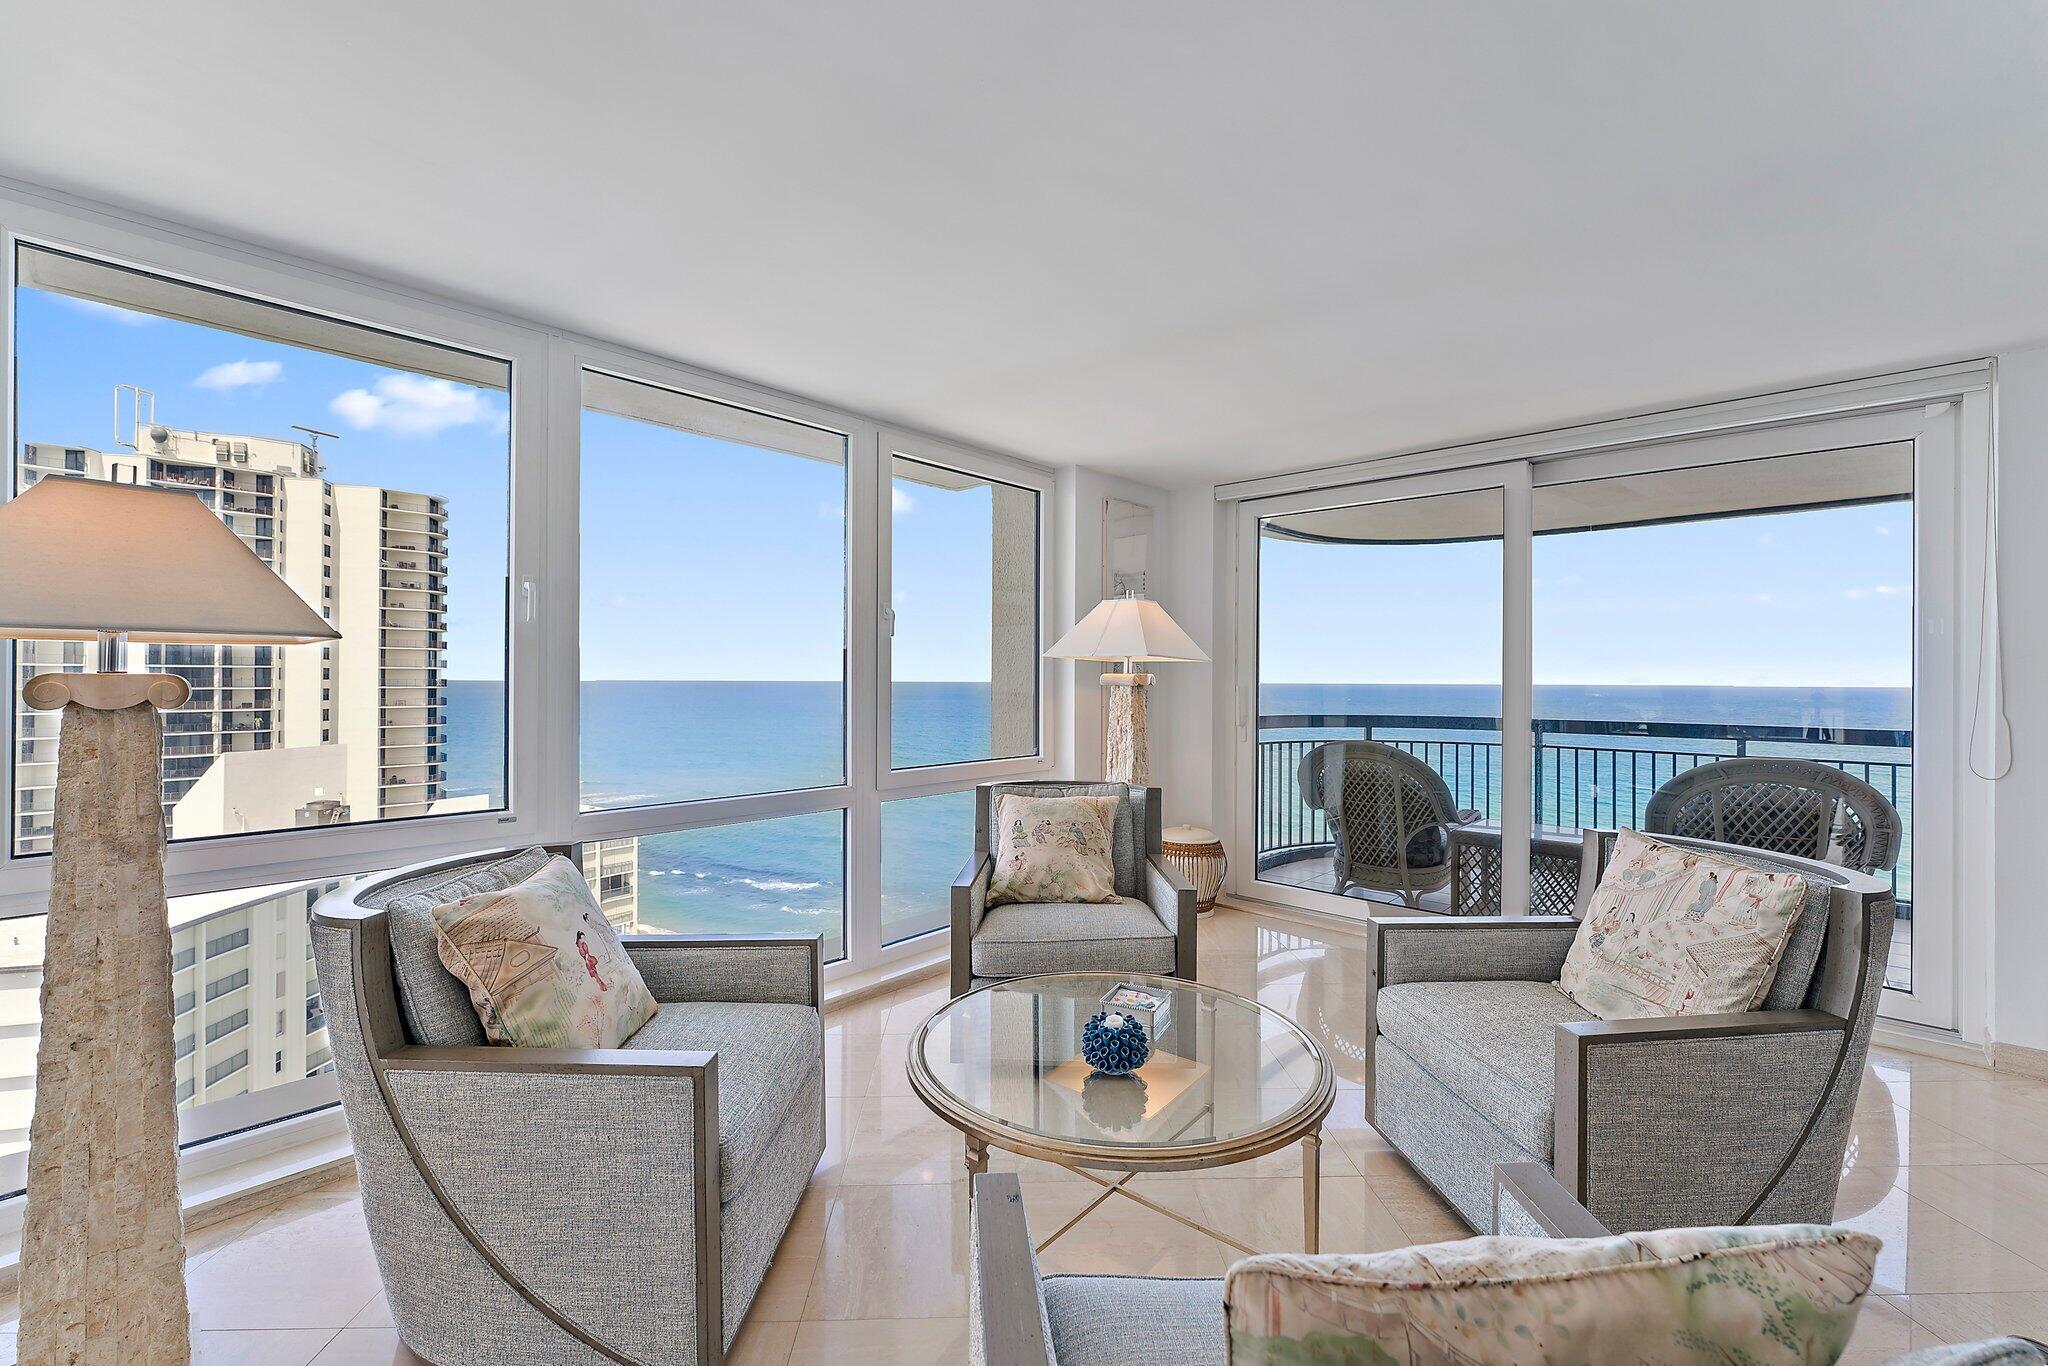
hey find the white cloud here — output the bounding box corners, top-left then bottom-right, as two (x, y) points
(819, 502), (845, 521)
(330, 374), (501, 437)
(1843, 584), (1906, 600)
(51, 295), (157, 326)
(194, 359), (282, 391)
(892, 486), (915, 515)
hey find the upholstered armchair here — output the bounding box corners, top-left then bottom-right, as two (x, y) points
(967, 1167), (2046, 1366)
(951, 782), (1197, 998)
(311, 847), (825, 1366)
(1366, 830), (1895, 1236)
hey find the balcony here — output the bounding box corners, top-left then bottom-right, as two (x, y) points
(1254, 710), (1913, 980)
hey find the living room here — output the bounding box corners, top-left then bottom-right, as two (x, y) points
(2, 4), (2048, 1364)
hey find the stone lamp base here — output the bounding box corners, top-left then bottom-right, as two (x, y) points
(20, 685), (192, 1366)
(1101, 671), (1154, 785)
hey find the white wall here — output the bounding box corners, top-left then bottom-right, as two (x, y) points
(1989, 343), (2048, 1054)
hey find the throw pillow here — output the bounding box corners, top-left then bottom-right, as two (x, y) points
(1225, 1223), (1879, 1366)
(1559, 828), (1811, 1020)
(429, 854), (658, 1048)
(987, 793), (1122, 907)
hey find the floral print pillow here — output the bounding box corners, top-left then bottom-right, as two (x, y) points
(987, 793), (1122, 907)
(429, 854), (658, 1048)
(1225, 1223), (1879, 1365)
(1559, 828), (1811, 1020)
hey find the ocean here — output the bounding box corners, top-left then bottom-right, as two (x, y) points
(441, 679), (1915, 951)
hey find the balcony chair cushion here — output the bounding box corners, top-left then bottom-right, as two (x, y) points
(987, 793), (1123, 907)
(1042, 1274), (1225, 1366)
(378, 845), (552, 1047)
(622, 1000), (823, 1202)
(1224, 1224), (1879, 1366)
(1559, 829), (1811, 1020)
(428, 855), (657, 1048)
(969, 898), (1177, 979)
(1375, 979), (1594, 1156)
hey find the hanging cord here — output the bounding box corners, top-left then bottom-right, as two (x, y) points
(1970, 365), (2012, 781)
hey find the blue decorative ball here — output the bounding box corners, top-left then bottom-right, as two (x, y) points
(1081, 1010), (1151, 1075)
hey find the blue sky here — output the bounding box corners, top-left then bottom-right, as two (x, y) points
(1260, 497), (1912, 688)
(17, 284), (999, 682)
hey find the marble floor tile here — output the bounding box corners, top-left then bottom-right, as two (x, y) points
(1835, 1183), (2048, 1296)
(802, 1182), (971, 1320)
(787, 1317), (968, 1365)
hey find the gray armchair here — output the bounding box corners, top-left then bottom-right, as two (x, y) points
(968, 1167), (2045, 1366)
(951, 782), (1197, 998)
(1366, 830), (1895, 1236)
(311, 846), (825, 1366)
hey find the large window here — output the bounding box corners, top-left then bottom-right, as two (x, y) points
(887, 453), (1041, 770)
(0, 196), (1056, 1182)
(0, 877), (339, 1197)
(9, 244), (511, 856)
(579, 374), (848, 810)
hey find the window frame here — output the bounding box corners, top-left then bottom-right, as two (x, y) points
(875, 429), (1056, 794)
(0, 182), (1062, 979)
(0, 197), (548, 916)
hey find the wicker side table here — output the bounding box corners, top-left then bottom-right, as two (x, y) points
(1161, 825), (1227, 916)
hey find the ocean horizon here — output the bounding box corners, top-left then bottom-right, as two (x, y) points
(440, 679), (1915, 949)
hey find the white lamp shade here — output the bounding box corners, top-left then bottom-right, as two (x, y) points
(0, 478), (339, 644)
(1045, 596), (1208, 664)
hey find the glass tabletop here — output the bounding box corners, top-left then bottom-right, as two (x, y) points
(909, 973), (1331, 1156)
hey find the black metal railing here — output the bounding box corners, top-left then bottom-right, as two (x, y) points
(1257, 711), (1912, 904)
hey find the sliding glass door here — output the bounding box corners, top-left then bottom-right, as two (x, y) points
(1233, 404), (1968, 1030)
(1240, 468), (1533, 922)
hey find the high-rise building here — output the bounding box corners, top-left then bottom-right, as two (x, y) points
(13, 416), (452, 849)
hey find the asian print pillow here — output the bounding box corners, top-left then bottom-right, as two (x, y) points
(987, 793), (1122, 907)
(429, 854), (658, 1048)
(1559, 828), (1811, 1020)
(1225, 1222), (1879, 1366)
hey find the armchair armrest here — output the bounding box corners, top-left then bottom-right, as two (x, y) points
(377, 1044), (723, 1365)
(952, 852), (992, 997)
(1144, 854), (1199, 980)
(622, 931), (823, 1006)
(1493, 1162), (1610, 1238)
(1555, 1009), (1848, 1230)
(969, 1172), (1055, 1366)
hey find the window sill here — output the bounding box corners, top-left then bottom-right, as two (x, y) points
(0, 1104), (353, 1295)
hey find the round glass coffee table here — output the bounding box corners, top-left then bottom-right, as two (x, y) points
(907, 972), (1335, 1255)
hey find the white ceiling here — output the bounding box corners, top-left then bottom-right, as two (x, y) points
(4, 2), (2046, 489)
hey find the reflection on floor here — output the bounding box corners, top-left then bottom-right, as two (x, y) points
(1258, 851), (1918, 992)
(0, 903), (2019, 1364)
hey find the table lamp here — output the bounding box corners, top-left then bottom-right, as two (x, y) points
(0, 477), (338, 1365)
(1045, 594), (1207, 784)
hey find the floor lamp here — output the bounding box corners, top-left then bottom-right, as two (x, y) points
(1046, 594), (1207, 784)
(0, 478), (337, 1365)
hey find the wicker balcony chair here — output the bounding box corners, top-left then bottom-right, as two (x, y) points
(1644, 756), (1904, 873)
(1297, 740), (1480, 907)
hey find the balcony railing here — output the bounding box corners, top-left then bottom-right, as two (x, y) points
(1255, 711), (1912, 910)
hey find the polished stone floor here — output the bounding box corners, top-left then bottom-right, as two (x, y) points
(2, 903), (2041, 1364)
